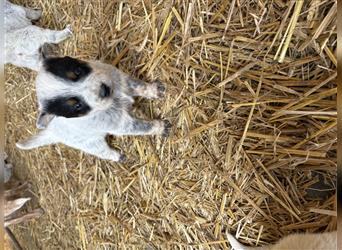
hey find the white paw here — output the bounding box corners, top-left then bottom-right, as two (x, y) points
(64, 24), (73, 36)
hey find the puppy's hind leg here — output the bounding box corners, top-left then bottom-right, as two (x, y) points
(16, 131), (57, 150)
(71, 138), (126, 162)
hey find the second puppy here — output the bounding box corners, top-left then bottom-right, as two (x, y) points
(5, 0), (72, 70)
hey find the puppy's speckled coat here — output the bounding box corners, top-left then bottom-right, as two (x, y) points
(17, 54), (171, 162)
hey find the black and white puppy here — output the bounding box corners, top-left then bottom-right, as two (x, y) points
(16, 53), (171, 162)
(5, 0), (72, 70)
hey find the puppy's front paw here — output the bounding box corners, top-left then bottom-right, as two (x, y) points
(64, 24), (73, 36)
(118, 153), (127, 163)
(152, 81), (166, 99)
(162, 120), (172, 137)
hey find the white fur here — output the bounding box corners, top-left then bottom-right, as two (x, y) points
(5, 0), (72, 70)
(16, 59), (170, 162)
(226, 231), (336, 250)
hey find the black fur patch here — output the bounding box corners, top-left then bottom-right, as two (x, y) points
(44, 96), (91, 118)
(44, 56), (92, 82)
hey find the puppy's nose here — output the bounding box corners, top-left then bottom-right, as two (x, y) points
(99, 83), (111, 98)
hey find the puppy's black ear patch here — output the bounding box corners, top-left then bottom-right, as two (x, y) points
(44, 96), (91, 118)
(44, 56), (92, 82)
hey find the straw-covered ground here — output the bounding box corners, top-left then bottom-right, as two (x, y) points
(5, 0), (337, 249)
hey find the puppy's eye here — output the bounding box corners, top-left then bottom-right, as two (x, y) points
(66, 98), (82, 110)
(74, 102), (82, 110)
(99, 83), (111, 98)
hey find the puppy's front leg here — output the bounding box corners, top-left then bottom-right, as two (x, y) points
(16, 130), (57, 150)
(44, 25), (73, 44)
(123, 76), (166, 99)
(114, 117), (171, 137)
(21, 25), (72, 46)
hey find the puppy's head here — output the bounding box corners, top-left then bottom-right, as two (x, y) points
(35, 56), (119, 128)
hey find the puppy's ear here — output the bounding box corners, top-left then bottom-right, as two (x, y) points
(36, 111), (55, 129)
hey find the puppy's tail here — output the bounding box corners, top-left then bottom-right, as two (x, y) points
(226, 233), (268, 250)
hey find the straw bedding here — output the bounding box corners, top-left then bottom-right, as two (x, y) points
(5, 0), (337, 249)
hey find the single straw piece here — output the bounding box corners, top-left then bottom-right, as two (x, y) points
(277, 1), (304, 63)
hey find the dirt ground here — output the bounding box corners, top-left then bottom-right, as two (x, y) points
(5, 0), (337, 249)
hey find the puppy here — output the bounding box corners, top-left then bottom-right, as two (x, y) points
(5, 0), (72, 70)
(16, 54), (171, 162)
(226, 231), (336, 250)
